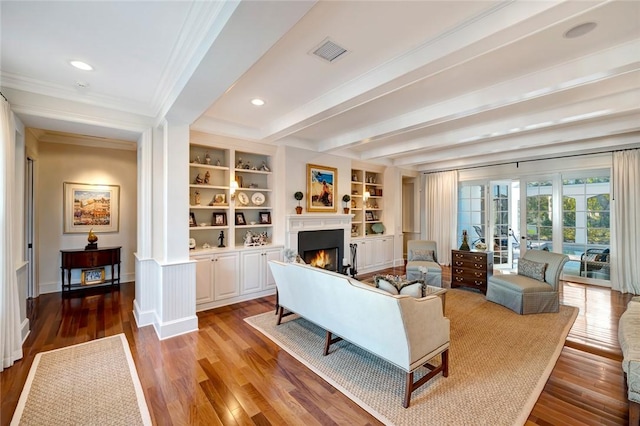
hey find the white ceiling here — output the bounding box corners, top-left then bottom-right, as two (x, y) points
(1, 0), (639, 171)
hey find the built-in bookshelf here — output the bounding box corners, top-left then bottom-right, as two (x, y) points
(350, 168), (384, 237)
(189, 144), (274, 251)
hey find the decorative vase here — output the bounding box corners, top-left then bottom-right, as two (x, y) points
(343, 207), (350, 214)
(459, 230), (470, 251)
(295, 206), (303, 214)
(86, 228), (98, 250)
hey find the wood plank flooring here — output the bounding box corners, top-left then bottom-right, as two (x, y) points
(1, 266), (634, 426)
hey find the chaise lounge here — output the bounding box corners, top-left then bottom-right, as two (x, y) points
(486, 249), (569, 314)
(405, 240), (442, 286)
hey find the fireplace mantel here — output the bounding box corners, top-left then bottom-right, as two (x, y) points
(285, 214), (353, 263)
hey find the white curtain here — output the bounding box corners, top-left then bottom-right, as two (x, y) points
(425, 170), (458, 266)
(612, 149), (640, 294)
(0, 99), (22, 371)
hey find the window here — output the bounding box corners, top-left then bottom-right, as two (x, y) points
(457, 184), (485, 249)
(562, 175), (610, 281)
(525, 181), (553, 250)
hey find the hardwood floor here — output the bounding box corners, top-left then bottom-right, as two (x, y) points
(1, 266), (633, 426)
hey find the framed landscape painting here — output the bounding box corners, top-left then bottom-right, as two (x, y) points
(307, 164), (337, 213)
(63, 182), (120, 233)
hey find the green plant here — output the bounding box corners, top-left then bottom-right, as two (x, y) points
(294, 191), (304, 206)
(342, 194), (351, 206)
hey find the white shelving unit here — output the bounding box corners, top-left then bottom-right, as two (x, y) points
(350, 168), (385, 237)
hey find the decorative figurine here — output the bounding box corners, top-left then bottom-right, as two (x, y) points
(86, 228), (98, 250)
(204, 171), (210, 184)
(260, 161), (270, 172)
(217, 231), (225, 248)
(193, 155), (201, 164)
(244, 230), (254, 246)
(216, 158), (221, 166)
(194, 173), (203, 184)
(194, 190), (201, 205)
(205, 151), (211, 164)
(244, 161), (251, 169)
(236, 158), (243, 169)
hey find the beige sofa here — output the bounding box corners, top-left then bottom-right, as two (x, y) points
(268, 260), (450, 408)
(619, 298), (640, 425)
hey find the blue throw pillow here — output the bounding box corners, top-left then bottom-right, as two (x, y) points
(518, 258), (547, 282)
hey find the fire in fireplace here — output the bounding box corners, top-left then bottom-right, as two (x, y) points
(306, 248), (338, 270)
(298, 229), (344, 273)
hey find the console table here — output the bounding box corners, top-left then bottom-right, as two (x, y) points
(451, 250), (493, 294)
(60, 246), (121, 292)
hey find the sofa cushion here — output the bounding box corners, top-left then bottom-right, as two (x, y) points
(409, 249), (434, 262)
(374, 276), (400, 295)
(489, 274), (553, 293)
(374, 276), (425, 297)
(399, 282), (426, 298)
(518, 258), (547, 282)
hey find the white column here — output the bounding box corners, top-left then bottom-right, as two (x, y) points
(136, 120), (197, 339)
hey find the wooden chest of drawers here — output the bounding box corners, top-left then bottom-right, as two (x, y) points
(451, 250), (493, 294)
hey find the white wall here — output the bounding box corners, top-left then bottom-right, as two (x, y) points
(37, 142), (137, 293)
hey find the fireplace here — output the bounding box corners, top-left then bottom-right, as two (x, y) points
(298, 229), (344, 273)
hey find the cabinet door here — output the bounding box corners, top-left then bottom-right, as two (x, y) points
(382, 238), (394, 264)
(241, 251), (263, 294)
(354, 240), (367, 269)
(214, 253), (240, 300)
(194, 256), (215, 305)
(264, 249), (282, 290)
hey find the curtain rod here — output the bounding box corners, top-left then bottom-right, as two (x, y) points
(422, 147), (639, 175)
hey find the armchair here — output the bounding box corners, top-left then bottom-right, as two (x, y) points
(405, 240), (442, 287)
(580, 248), (610, 279)
(486, 249), (568, 314)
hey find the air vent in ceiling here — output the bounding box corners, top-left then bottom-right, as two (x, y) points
(310, 38), (349, 63)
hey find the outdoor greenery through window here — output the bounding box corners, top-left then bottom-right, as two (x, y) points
(561, 176), (610, 280)
(525, 181), (553, 250)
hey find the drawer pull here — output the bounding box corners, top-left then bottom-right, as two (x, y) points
(455, 277), (464, 282)
(455, 269), (464, 274)
(455, 261), (463, 266)
(474, 272), (483, 277)
(474, 280), (484, 285)
(474, 263), (483, 268)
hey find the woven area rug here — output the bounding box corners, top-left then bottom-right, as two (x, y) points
(11, 334), (151, 426)
(245, 289), (578, 426)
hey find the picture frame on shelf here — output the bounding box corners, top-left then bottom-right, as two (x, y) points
(189, 212), (197, 227)
(365, 211), (374, 221)
(212, 212), (227, 226)
(259, 211), (271, 224)
(63, 182), (120, 233)
(81, 268), (105, 286)
(307, 163), (337, 213)
(212, 193), (226, 205)
(235, 175), (243, 188)
(235, 212), (246, 225)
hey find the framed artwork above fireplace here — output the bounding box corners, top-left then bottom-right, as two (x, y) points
(307, 163), (337, 213)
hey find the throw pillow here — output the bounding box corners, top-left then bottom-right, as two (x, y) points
(398, 281), (426, 298)
(410, 249), (434, 262)
(518, 258), (547, 282)
(374, 276), (399, 295)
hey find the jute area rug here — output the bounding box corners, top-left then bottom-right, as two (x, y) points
(245, 289), (578, 426)
(11, 334), (151, 426)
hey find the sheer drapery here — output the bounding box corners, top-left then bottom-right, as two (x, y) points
(612, 149), (640, 294)
(0, 99), (22, 371)
(425, 170), (458, 266)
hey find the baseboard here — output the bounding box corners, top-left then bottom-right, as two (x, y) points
(20, 318), (30, 344)
(153, 314), (198, 340)
(133, 299), (155, 328)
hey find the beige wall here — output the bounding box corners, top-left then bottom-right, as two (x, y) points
(37, 142), (137, 293)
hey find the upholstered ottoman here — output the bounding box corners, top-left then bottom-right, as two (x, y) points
(619, 297), (640, 425)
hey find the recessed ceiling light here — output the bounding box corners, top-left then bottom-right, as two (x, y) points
(563, 22), (597, 39)
(251, 98), (265, 106)
(70, 60), (93, 71)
